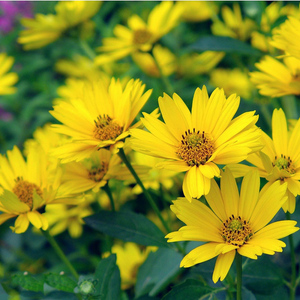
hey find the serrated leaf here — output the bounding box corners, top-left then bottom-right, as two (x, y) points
(11, 273), (44, 292)
(136, 247), (183, 297)
(189, 36), (261, 55)
(44, 273), (77, 293)
(162, 279), (218, 300)
(94, 254), (121, 300)
(84, 211), (170, 248)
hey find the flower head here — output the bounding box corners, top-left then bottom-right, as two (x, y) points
(50, 78), (152, 163)
(129, 86), (261, 200)
(166, 169), (299, 283)
(0, 53), (18, 95)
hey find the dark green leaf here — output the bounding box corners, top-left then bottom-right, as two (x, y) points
(162, 279), (219, 300)
(11, 273), (44, 292)
(189, 36), (261, 55)
(94, 254), (121, 300)
(44, 273), (77, 293)
(0, 284), (9, 300)
(84, 211), (170, 248)
(135, 247), (183, 297)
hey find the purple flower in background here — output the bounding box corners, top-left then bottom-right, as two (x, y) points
(0, 1), (33, 33)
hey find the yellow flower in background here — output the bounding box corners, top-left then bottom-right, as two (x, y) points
(129, 86), (261, 200)
(166, 169), (299, 283)
(228, 109), (300, 213)
(250, 56), (300, 97)
(211, 3), (257, 41)
(0, 144), (76, 234)
(50, 78), (152, 163)
(176, 1), (218, 23)
(177, 51), (225, 78)
(0, 53), (18, 95)
(104, 243), (155, 289)
(18, 1), (101, 50)
(132, 44), (177, 78)
(210, 68), (254, 100)
(95, 1), (183, 64)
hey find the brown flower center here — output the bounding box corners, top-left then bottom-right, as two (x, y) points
(12, 177), (43, 209)
(88, 162), (108, 182)
(93, 114), (123, 141)
(221, 215), (253, 247)
(272, 154), (296, 175)
(177, 129), (215, 166)
(133, 29), (152, 45)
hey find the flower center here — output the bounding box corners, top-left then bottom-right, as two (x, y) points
(176, 129), (215, 166)
(221, 215), (253, 247)
(93, 114), (123, 141)
(12, 177), (43, 209)
(133, 29), (152, 45)
(272, 154), (295, 175)
(88, 162), (108, 182)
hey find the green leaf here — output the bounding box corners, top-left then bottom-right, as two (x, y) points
(94, 254), (121, 300)
(11, 273), (44, 292)
(135, 247), (184, 297)
(84, 211), (170, 248)
(189, 36), (262, 55)
(243, 256), (284, 295)
(43, 273), (77, 293)
(162, 279), (220, 300)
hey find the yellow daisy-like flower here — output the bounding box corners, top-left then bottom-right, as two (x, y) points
(228, 109), (300, 213)
(250, 56), (300, 97)
(129, 86), (261, 200)
(211, 3), (257, 41)
(0, 53), (18, 95)
(18, 1), (101, 50)
(0, 144), (75, 234)
(166, 169), (299, 283)
(50, 78), (152, 163)
(95, 1), (183, 64)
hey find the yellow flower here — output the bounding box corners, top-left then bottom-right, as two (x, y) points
(132, 44), (177, 78)
(166, 169), (299, 283)
(177, 51), (225, 77)
(210, 68), (254, 100)
(250, 56), (300, 97)
(129, 86), (261, 200)
(95, 1), (183, 64)
(211, 3), (257, 41)
(0, 53), (18, 95)
(228, 109), (300, 213)
(50, 78), (152, 163)
(18, 1), (101, 50)
(0, 143), (74, 234)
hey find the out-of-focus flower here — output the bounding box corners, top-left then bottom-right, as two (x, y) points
(176, 1), (218, 23)
(228, 109), (300, 213)
(177, 51), (225, 77)
(250, 56), (300, 97)
(0, 1), (33, 33)
(0, 53), (18, 95)
(211, 3), (257, 41)
(50, 78), (152, 163)
(95, 1), (183, 64)
(166, 169), (299, 283)
(18, 1), (101, 50)
(210, 68), (254, 100)
(132, 44), (177, 78)
(129, 86), (261, 200)
(103, 242), (155, 289)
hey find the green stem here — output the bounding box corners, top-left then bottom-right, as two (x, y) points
(235, 252), (242, 300)
(286, 212), (296, 300)
(102, 183), (115, 212)
(42, 230), (79, 280)
(79, 39), (96, 60)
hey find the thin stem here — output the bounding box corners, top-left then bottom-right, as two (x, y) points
(79, 39), (96, 60)
(286, 212), (296, 300)
(235, 252), (242, 300)
(102, 183), (115, 212)
(42, 230), (79, 280)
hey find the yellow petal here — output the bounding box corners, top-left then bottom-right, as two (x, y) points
(272, 109), (288, 156)
(212, 251), (235, 283)
(13, 214), (30, 234)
